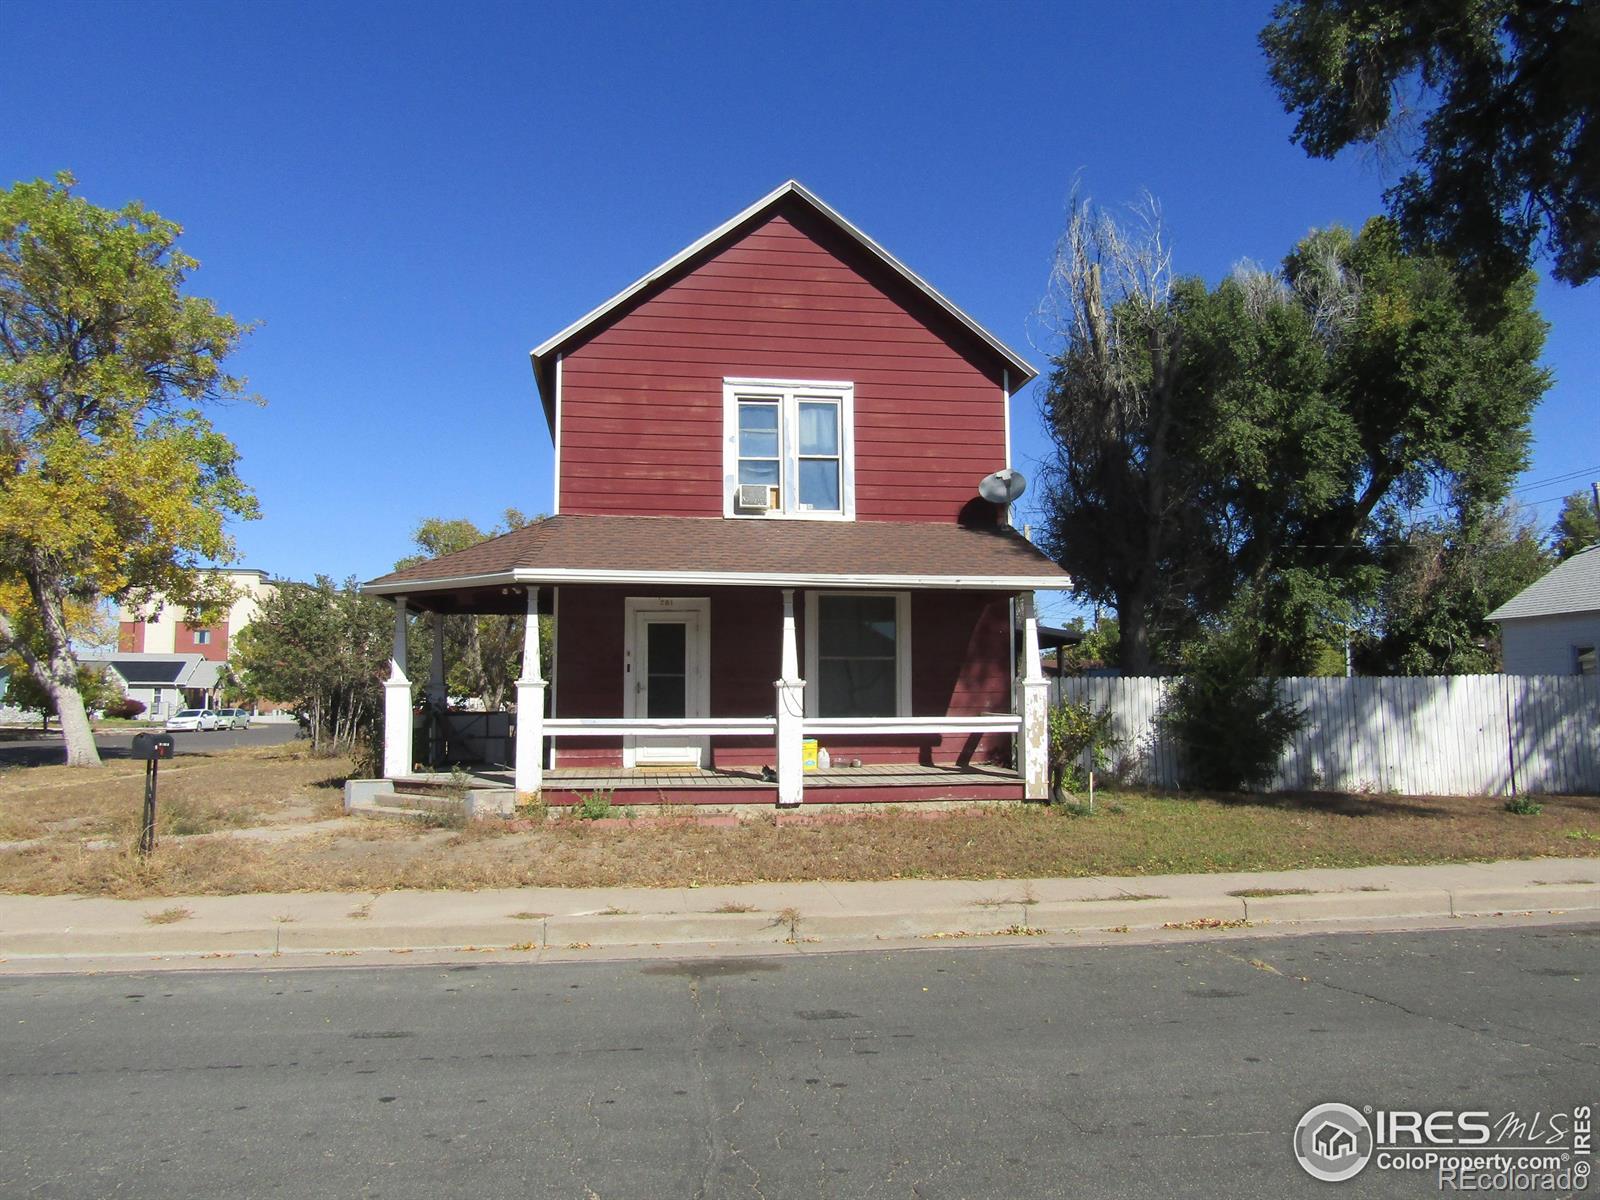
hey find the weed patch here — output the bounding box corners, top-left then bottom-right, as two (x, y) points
(574, 790), (614, 821)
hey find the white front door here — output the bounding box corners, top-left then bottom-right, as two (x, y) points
(625, 599), (710, 767)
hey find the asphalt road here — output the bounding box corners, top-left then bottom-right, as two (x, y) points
(1, 924), (1595, 1199)
(0, 722), (300, 767)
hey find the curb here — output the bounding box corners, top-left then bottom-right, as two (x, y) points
(2, 884), (1595, 962)
(1451, 883), (1600, 916)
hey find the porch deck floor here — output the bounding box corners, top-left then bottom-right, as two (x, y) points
(447, 763), (1020, 791)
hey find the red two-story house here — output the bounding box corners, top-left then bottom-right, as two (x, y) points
(363, 181), (1069, 807)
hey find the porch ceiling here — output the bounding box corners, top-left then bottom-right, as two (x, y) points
(404, 585), (552, 616)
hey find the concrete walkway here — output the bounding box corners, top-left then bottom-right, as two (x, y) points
(1, 856), (1596, 968)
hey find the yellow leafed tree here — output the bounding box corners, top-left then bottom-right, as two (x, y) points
(0, 174), (258, 765)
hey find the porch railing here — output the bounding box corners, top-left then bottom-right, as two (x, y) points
(541, 716), (1019, 738)
(542, 717), (777, 738)
(803, 715), (1021, 736)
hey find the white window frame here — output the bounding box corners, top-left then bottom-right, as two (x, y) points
(803, 590), (912, 718)
(193, 629), (212, 646)
(723, 377), (855, 520)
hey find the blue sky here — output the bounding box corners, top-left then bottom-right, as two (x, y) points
(7, 1), (1596, 623)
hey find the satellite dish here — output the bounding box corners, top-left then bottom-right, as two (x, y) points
(978, 468), (1027, 505)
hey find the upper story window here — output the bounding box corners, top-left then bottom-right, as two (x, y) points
(191, 628), (212, 645)
(723, 378), (855, 520)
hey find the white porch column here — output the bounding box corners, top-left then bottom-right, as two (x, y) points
(774, 588), (805, 807)
(382, 597), (414, 779)
(427, 615), (447, 707)
(514, 587), (546, 796)
(1018, 592), (1050, 801)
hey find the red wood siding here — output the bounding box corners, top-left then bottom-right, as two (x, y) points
(559, 201), (1008, 523)
(551, 585), (1013, 770)
(174, 622), (229, 662)
(118, 621), (144, 653)
(553, 586), (626, 767)
(541, 781), (1023, 807)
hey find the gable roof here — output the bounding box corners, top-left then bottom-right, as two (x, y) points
(528, 180), (1038, 429)
(1488, 544), (1600, 621)
(363, 514), (1069, 604)
(94, 653), (220, 688)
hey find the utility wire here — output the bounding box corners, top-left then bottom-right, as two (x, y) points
(1411, 465), (1600, 516)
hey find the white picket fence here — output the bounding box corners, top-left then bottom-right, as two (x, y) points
(1052, 674), (1600, 796)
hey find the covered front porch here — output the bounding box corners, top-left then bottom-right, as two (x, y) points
(359, 514), (1067, 808)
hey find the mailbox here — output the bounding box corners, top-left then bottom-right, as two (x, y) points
(130, 732), (175, 761)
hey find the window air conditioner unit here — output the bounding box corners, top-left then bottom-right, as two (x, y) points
(737, 484), (780, 511)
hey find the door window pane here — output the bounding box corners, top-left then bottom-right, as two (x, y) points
(646, 622), (687, 718)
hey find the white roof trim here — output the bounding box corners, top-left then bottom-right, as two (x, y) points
(529, 180), (1037, 386)
(364, 567), (1069, 596)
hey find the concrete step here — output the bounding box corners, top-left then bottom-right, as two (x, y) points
(358, 787), (519, 820)
(389, 776), (492, 797)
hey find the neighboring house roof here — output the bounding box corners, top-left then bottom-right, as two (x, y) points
(1487, 545), (1600, 621)
(95, 653), (220, 689)
(364, 514), (1070, 600)
(528, 180), (1038, 429)
(1038, 624), (1086, 649)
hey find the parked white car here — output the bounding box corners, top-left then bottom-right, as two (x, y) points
(165, 709), (222, 733)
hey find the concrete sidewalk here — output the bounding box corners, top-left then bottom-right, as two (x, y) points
(2, 856), (1596, 968)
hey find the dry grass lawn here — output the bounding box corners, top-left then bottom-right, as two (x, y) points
(0, 744), (1596, 898)
(0, 742), (347, 845)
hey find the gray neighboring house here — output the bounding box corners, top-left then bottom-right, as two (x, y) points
(1488, 544), (1600, 675)
(91, 653), (223, 718)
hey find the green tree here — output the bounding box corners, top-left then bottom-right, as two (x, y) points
(4, 657), (123, 730)
(1194, 219), (1548, 672)
(0, 174), (257, 766)
(1162, 630), (1307, 792)
(397, 509), (549, 710)
(1038, 203), (1549, 676)
(232, 576), (391, 761)
(1358, 503), (1553, 673)
(1262, 0), (1600, 297)
(1035, 196), (1220, 673)
(1551, 489), (1600, 559)
(1064, 616), (1121, 673)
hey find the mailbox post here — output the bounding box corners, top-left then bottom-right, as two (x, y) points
(130, 733), (175, 856)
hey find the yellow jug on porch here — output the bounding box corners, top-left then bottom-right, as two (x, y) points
(801, 739), (819, 772)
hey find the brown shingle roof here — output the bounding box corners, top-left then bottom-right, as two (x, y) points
(365, 515), (1069, 592)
